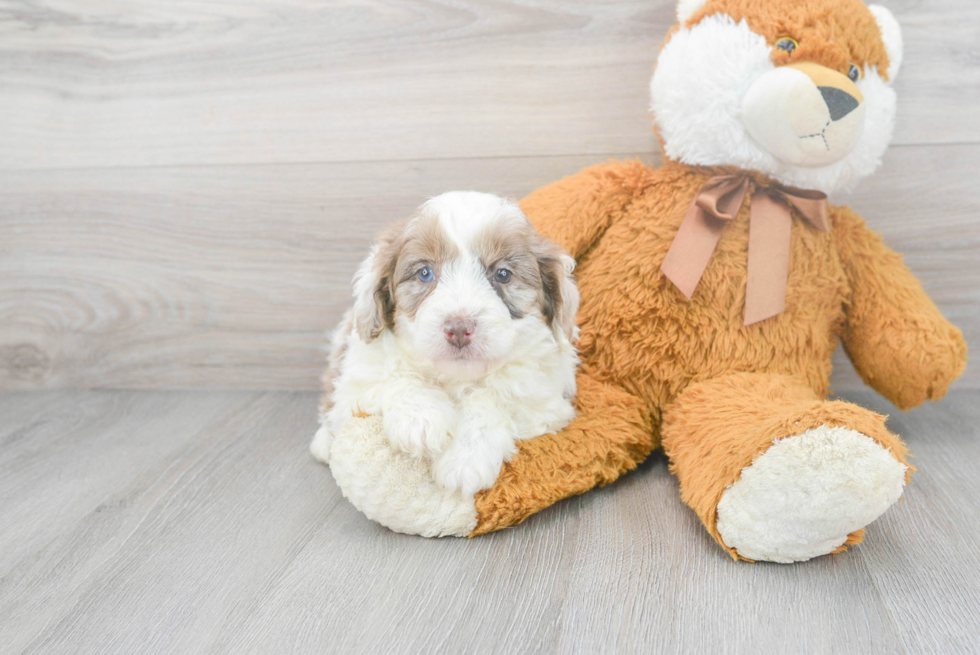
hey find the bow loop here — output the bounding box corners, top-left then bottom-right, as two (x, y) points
(660, 174), (830, 325)
(768, 185), (831, 233)
(694, 175), (751, 222)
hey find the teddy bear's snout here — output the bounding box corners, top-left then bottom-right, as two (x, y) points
(740, 61), (866, 169)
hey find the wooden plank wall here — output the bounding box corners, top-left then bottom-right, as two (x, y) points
(1, 0), (977, 391)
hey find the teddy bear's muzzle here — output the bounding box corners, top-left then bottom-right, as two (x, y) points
(740, 61), (866, 169)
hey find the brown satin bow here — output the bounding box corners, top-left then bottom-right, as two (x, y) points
(660, 174), (830, 326)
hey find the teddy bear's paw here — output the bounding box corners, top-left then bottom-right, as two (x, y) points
(715, 426), (908, 564)
(328, 416), (478, 538)
(309, 424), (333, 465)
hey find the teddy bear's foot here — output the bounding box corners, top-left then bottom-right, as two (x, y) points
(663, 372), (912, 563)
(715, 425), (908, 563)
(327, 416), (478, 537)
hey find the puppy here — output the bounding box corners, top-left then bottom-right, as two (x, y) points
(310, 191), (579, 495)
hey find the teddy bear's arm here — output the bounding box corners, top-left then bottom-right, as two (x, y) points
(833, 206), (968, 410)
(471, 371), (655, 535)
(520, 160), (649, 259)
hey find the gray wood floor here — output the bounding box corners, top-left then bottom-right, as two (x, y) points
(2, 390), (978, 654)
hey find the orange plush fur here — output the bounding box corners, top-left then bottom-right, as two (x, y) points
(686, 0), (892, 80)
(471, 1), (967, 554)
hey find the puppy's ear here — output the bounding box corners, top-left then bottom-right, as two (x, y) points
(535, 239), (580, 342)
(352, 222), (402, 343)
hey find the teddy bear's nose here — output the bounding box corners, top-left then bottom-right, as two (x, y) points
(819, 86), (860, 122)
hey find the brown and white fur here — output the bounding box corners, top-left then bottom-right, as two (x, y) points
(310, 191), (579, 495)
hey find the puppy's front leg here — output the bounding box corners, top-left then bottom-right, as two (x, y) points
(382, 377), (454, 459)
(432, 392), (516, 495)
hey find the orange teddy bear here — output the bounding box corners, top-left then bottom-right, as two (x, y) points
(327, 0), (967, 562)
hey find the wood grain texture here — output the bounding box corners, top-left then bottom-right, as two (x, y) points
(0, 152), (645, 390)
(0, 0), (977, 391)
(1, 389), (978, 654)
(2, 0), (977, 172)
(2, 145), (976, 391)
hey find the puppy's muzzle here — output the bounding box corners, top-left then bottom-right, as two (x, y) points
(444, 318), (475, 349)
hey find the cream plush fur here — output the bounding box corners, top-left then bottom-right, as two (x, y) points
(326, 418), (478, 538)
(716, 426), (908, 563)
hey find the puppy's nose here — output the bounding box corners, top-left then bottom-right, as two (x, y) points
(444, 319), (475, 348)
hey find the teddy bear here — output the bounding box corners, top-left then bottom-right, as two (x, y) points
(326, 0), (967, 562)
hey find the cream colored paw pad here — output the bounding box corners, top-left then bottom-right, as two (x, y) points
(328, 417), (478, 538)
(716, 426), (907, 563)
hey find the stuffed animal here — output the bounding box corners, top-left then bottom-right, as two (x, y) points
(326, 0), (967, 562)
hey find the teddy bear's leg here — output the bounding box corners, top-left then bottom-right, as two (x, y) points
(662, 372), (911, 563)
(470, 372), (654, 535)
(327, 371), (653, 538)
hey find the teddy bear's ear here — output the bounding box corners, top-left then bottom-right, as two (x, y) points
(869, 5), (903, 80)
(676, 0), (709, 24)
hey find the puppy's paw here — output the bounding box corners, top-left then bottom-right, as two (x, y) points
(431, 433), (511, 496)
(383, 405), (452, 459)
(310, 425), (334, 465)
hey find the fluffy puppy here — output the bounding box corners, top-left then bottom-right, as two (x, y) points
(310, 191), (579, 495)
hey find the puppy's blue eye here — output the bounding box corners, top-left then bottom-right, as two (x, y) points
(417, 267), (435, 283)
(494, 268), (512, 284)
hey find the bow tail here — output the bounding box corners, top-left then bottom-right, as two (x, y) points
(660, 201), (727, 299)
(744, 191), (793, 326)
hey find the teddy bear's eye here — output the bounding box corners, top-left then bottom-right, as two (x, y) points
(775, 37), (798, 54)
(847, 63), (862, 82)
